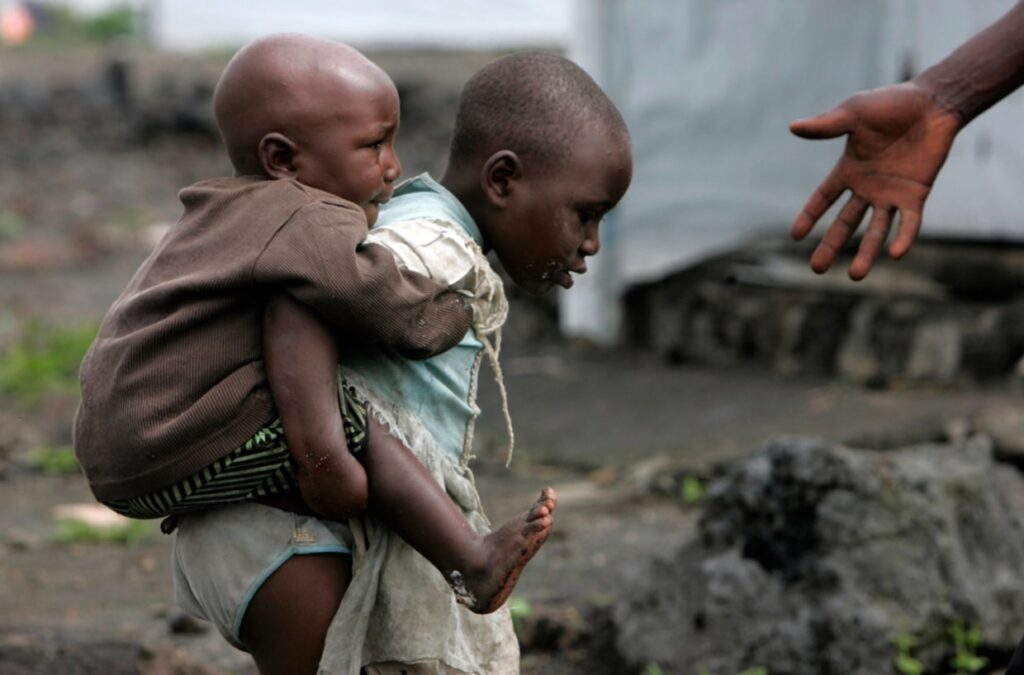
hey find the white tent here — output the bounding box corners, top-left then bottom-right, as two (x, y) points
(564, 0), (1024, 344)
(146, 0), (571, 51)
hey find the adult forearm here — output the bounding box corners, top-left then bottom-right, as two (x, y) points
(915, 0), (1024, 127)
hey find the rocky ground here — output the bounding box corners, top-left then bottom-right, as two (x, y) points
(4, 44), (1024, 674)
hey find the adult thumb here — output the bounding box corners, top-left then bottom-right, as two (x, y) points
(789, 105), (853, 140)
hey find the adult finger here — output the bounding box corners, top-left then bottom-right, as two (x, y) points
(849, 207), (893, 281)
(889, 208), (922, 260)
(792, 171), (845, 240)
(789, 104), (855, 140)
(809, 194), (867, 274)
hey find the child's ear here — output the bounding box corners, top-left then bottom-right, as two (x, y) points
(258, 133), (298, 179)
(481, 150), (523, 208)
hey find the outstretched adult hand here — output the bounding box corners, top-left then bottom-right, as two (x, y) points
(790, 82), (961, 280)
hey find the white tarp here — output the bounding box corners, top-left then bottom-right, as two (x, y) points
(146, 0), (571, 51)
(564, 0), (1024, 343)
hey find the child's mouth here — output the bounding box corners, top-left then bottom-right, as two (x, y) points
(371, 190), (393, 206)
(542, 261), (587, 289)
(555, 265), (586, 289)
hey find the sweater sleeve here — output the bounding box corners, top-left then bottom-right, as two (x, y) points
(254, 200), (472, 359)
(366, 218), (509, 335)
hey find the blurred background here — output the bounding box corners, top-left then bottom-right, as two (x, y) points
(4, 1), (1024, 674)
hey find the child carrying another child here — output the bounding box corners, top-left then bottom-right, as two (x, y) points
(73, 35), (626, 674)
(170, 49), (633, 674)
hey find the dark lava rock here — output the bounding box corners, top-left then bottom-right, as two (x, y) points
(614, 436), (1024, 675)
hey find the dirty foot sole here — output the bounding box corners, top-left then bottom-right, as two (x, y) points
(449, 488), (558, 614)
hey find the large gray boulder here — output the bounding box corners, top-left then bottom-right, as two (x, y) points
(614, 436), (1024, 675)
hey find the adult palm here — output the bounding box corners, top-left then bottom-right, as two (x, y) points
(790, 82), (961, 280)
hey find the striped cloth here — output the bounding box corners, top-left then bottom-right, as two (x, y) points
(105, 381), (369, 519)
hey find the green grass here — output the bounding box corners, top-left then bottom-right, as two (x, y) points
(16, 6), (138, 48)
(79, 7), (136, 41)
(507, 596), (533, 629)
(681, 475), (705, 504)
(54, 518), (153, 545)
(108, 205), (154, 231)
(0, 210), (26, 241)
(0, 318), (97, 406)
(28, 444), (80, 475)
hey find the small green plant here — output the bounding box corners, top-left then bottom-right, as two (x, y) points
(893, 633), (925, 675)
(643, 663), (666, 675)
(109, 205), (154, 231)
(507, 596), (532, 627)
(681, 475), (705, 504)
(739, 668), (768, 675)
(29, 444), (80, 475)
(54, 519), (152, 545)
(0, 210), (26, 240)
(949, 620), (988, 675)
(0, 318), (96, 406)
(82, 7), (136, 41)
(19, 5), (138, 48)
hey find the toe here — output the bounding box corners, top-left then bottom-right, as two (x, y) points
(530, 515), (552, 532)
(541, 488), (558, 511)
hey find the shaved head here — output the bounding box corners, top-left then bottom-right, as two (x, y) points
(213, 33), (396, 175)
(447, 52), (629, 174)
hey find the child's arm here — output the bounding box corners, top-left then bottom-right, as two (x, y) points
(263, 292), (368, 519)
(364, 218), (506, 332)
(256, 201), (472, 360)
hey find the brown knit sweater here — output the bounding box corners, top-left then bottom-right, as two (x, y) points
(74, 176), (471, 502)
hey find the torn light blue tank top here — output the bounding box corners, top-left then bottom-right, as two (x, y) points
(349, 174), (483, 465)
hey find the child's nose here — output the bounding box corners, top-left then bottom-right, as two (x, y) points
(384, 147), (401, 182)
(580, 229), (600, 256)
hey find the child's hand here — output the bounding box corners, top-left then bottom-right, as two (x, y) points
(790, 82), (961, 280)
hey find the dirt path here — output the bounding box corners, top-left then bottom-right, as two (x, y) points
(0, 459), (696, 674)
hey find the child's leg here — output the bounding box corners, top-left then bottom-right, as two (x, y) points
(264, 293), (368, 519)
(239, 553), (351, 675)
(264, 294), (557, 614)
(363, 416), (556, 613)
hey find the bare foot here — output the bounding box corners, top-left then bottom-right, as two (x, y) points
(447, 488), (557, 614)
